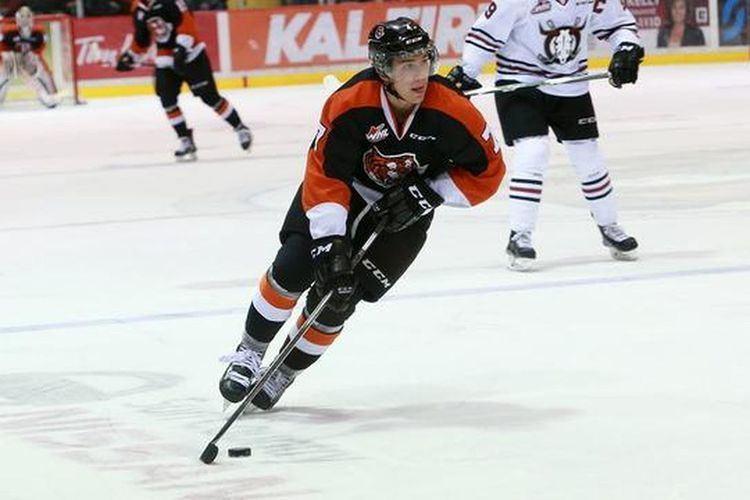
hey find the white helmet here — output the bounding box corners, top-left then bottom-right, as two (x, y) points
(15, 6), (34, 33)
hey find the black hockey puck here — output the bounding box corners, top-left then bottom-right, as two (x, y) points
(228, 447), (252, 458)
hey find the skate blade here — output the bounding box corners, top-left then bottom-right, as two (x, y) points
(507, 256), (535, 272)
(609, 248), (638, 261)
(176, 153), (197, 163)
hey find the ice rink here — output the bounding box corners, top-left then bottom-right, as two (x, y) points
(1, 62), (749, 499)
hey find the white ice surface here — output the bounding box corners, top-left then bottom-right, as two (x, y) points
(1, 63), (749, 500)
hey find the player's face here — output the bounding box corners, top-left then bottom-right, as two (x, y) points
(389, 54), (431, 105)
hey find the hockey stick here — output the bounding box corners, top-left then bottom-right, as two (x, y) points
(200, 218), (388, 464)
(464, 71), (610, 97)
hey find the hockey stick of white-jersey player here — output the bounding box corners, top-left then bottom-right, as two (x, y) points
(464, 71), (610, 97)
(199, 218), (388, 465)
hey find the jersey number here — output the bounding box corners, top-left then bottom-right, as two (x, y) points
(484, 2), (498, 19)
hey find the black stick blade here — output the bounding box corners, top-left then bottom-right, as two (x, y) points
(200, 443), (219, 464)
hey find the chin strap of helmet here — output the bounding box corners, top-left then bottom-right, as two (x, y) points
(376, 66), (405, 101)
(383, 80), (404, 101)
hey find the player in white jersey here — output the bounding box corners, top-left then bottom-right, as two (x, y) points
(448, 0), (644, 270)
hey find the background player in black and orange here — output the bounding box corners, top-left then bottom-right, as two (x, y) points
(0, 6), (59, 108)
(116, 0), (251, 161)
(218, 18), (506, 411)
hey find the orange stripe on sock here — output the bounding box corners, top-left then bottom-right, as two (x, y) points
(296, 315), (340, 346)
(167, 109), (182, 119)
(215, 99), (229, 115)
(259, 274), (297, 310)
(304, 326), (340, 346)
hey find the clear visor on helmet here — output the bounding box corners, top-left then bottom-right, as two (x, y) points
(381, 45), (438, 80)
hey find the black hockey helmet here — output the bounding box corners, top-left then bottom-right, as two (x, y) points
(368, 17), (438, 79)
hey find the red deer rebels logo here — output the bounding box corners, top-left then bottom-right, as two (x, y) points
(538, 21), (586, 64)
(363, 147), (421, 188)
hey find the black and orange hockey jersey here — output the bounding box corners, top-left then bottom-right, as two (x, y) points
(129, 0), (203, 68)
(303, 69), (506, 239)
(0, 23), (46, 54)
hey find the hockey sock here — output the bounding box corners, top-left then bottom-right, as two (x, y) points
(245, 268), (301, 344)
(281, 311), (343, 371)
(212, 97), (242, 129)
(508, 136), (548, 233)
(564, 139), (618, 226)
(164, 105), (190, 137)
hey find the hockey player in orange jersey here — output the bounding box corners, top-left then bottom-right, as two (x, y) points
(217, 18), (506, 411)
(116, 0), (252, 161)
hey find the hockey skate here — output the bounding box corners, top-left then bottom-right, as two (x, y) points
(599, 223), (638, 261)
(236, 125), (253, 151)
(174, 130), (197, 162)
(250, 365), (297, 411)
(506, 230), (536, 271)
(219, 344), (263, 404)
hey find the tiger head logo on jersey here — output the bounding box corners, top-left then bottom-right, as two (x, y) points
(363, 147), (423, 188)
(538, 21), (586, 65)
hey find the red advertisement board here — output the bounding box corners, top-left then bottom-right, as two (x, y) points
(72, 12), (219, 80)
(228, 1), (486, 72)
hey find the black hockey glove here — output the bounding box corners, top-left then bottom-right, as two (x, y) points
(608, 43), (644, 88)
(311, 236), (357, 313)
(173, 45), (188, 75)
(115, 51), (136, 72)
(371, 176), (444, 233)
(446, 65), (482, 93)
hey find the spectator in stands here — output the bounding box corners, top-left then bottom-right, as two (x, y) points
(82, 0), (128, 16)
(188, 0), (226, 10)
(657, 0), (706, 47)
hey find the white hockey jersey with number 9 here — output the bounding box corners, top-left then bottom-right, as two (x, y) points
(461, 0), (641, 96)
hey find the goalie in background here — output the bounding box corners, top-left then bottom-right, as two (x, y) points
(115, 0), (252, 162)
(0, 6), (60, 108)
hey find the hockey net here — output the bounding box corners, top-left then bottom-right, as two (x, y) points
(2, 13), (81, 106)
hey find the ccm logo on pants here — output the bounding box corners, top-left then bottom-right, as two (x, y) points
(362, 258), (392, 289)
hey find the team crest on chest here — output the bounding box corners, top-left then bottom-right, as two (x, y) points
(366, 123), (389, 143)
(538, 20), (586, 64)
(363, 147), (421, 188)
(147, 17), (173, 43)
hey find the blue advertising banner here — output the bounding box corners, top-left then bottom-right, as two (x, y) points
(719, 0), (750, 45)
